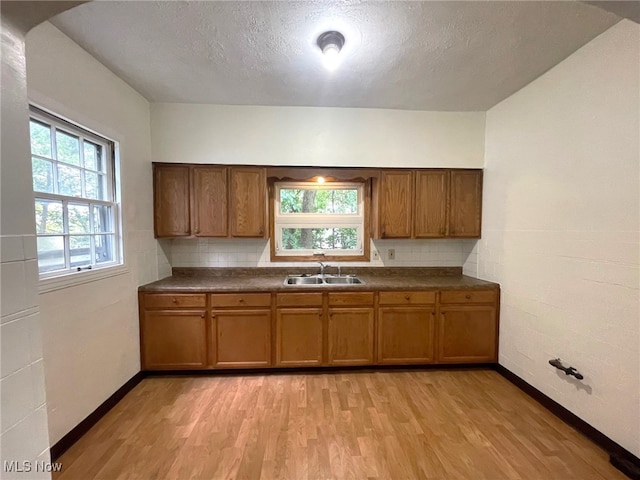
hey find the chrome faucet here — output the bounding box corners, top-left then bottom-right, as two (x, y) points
(318, 262), (329, 276)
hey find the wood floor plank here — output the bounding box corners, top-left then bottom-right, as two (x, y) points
(53, 370), (627, 480)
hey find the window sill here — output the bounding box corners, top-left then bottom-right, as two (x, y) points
(38, 264), (129, 294)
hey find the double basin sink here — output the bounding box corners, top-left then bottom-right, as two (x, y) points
(284, 274), (364, 286)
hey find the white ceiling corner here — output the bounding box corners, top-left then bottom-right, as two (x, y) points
(48, 1), (621, 111)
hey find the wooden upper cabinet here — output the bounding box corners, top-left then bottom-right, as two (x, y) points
(230, 167), (266, 238)
(378, 170), (413, 238)
(192, 166), (228, 237)
(414, 170), (449, 238)
(154, 164), (190, 237)
(449, 170), (482, 237)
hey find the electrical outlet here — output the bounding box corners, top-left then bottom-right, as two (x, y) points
(388, 248), (395, 260)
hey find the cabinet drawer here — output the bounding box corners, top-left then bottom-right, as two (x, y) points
(378, 291), (436, 305)
(210, 293), (271, 308)
(328, 292), (374, 307)
(276, 293), (323, 307)
(144, 293), (206, 309)
(440, 290), (497, 305)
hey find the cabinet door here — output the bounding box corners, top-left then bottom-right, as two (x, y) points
(193, 166), (228, 237)
(153, 165), (190, 237)
(212, 309), (271, 368)
(328, 308), (374, 366)
(377, 306), (435, 364)
(276, 308), (323, 366)
(378, 170), (412, 238)
(414, 170), (448, 238)
(142, 310), (207, 369)
(230, 167), (266, 237)
(438, 306), (497, 363)
(449, 170), (482, 238)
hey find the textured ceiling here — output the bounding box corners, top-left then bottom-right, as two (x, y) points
(49, 1), (621, 111)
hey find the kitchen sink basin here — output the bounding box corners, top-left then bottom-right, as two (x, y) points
(284, 276), (325, 285)
(283, 274), (365, 286)
(323, 276), (363, 284)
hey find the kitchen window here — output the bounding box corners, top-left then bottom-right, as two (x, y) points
(29, 106), (123, 283)
(273, 181), (368, 261)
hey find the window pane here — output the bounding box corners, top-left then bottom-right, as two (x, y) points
(85, 171), (98, 199)
(280, 188), (358, 214)
(68, 204), (90, 233)
(35, 199), (63, 234)
(83, 141), (99, 170)
(37, 236), (65, 272)
(70, 235), (91, 267)
(58, 164), (82, 197)
(32, 157), (54, 193)
(85, 172), (107, 200)
(93, 205), (113, 233)
(282, 228), (358, 250)
(95, 235), (115, 264)
(30, 121), (52, 157)
(56, 130), (80, 165)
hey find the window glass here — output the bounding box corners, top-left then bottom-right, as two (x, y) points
(29, 106), (121, 277)
(274, 181), (365, 259)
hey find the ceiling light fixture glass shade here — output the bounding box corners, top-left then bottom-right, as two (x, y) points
(317, 31), (345, 71)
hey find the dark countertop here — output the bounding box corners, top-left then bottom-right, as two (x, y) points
(139, 267), (499, 293)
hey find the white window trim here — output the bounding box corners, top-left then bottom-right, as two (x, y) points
(38, 264), (129, 294)
(29, 105), (125, 288)
(274, 181), (365, 257)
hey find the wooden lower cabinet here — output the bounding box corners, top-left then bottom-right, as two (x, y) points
(139, 287), (499, 371)
(141, 310), (208, 369)
(377, 306), (435, 364)
(438, 306), (497, 363)
(328, 307), (374, 366)
(276, 308), (323, 366)
(212, 309), (271, 368)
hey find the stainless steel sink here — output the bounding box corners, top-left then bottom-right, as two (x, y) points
(284, 276), (325, 285)
(283, 274), (365, 286)
(323, 276), (364, 284)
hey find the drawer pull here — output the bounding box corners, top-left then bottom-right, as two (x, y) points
(405, 295), (410, 301)
(172, 298), (178, 303)
(465, 294), (471, 299)
(239, 298), (245, 303)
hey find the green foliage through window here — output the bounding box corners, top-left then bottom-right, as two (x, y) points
(275, 182), (364, 256)
(30, 107), (119, 275)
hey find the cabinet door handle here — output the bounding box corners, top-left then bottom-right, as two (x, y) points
(259, 228), (264, 235)
(211, 314), (216, 319)
(201, 313), (206, 318)
(195, 228), (200, 234)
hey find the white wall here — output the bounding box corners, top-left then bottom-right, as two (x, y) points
(479, 20), (639, 456)
(169, 238), (477, 269)
(151, 103), (485, 168)
(25, 22), (164, 445)
(1, 17), (52, 480)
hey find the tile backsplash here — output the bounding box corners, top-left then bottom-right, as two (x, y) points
(166, 238), (478, 270)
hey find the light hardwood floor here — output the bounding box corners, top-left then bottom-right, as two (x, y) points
(53, 369), (626, 480)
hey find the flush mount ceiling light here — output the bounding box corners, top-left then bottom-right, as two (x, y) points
(317, 30), (345, 71)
